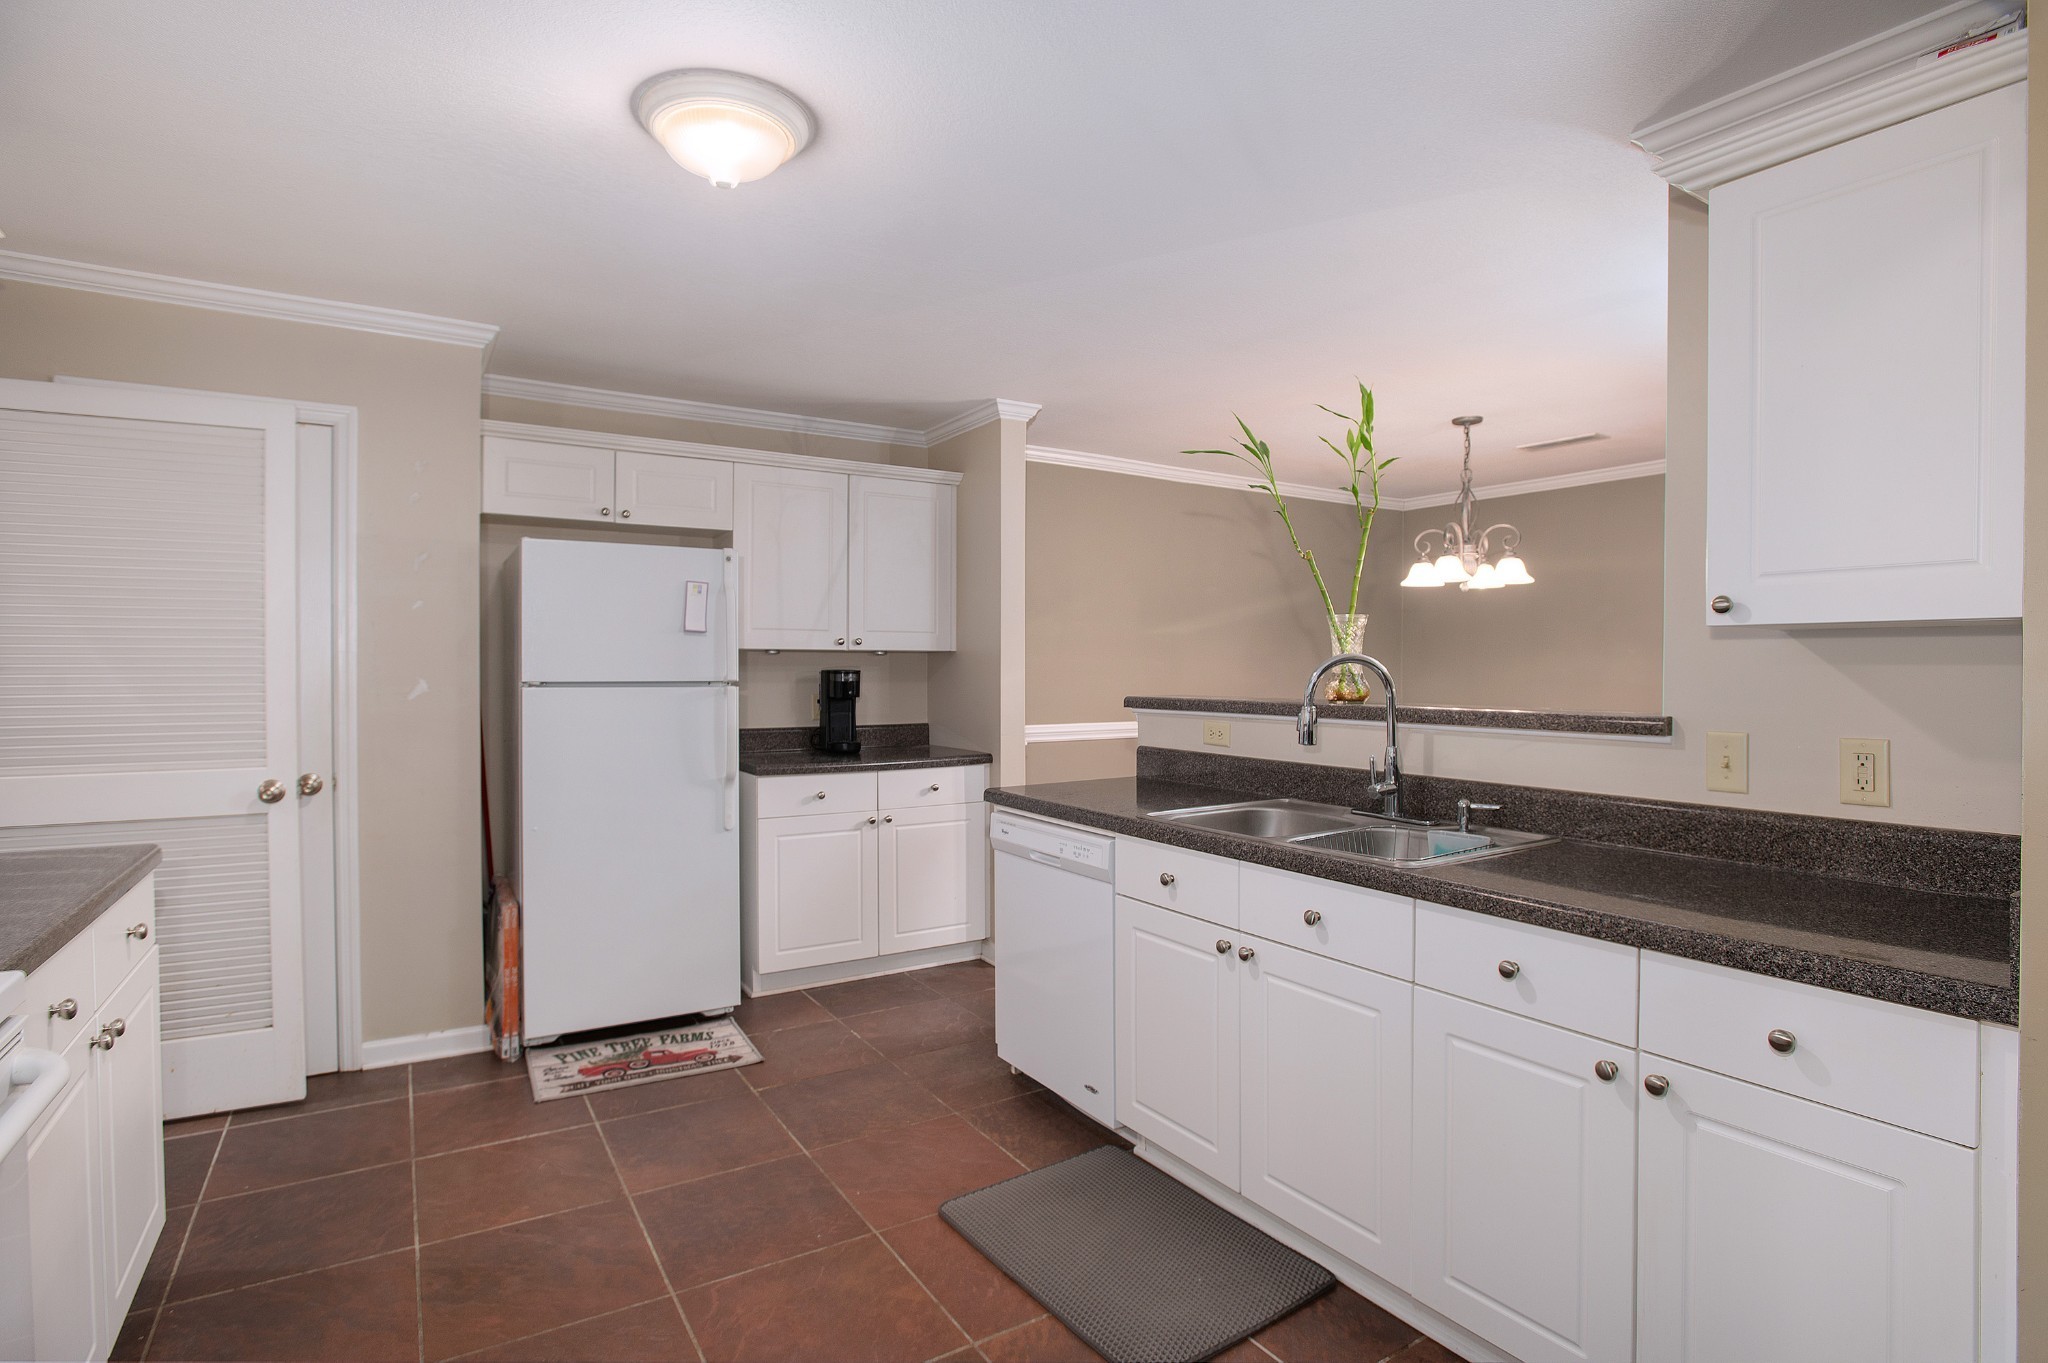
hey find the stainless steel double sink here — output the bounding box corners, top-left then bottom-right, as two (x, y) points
(1147, 797), (1551, 867)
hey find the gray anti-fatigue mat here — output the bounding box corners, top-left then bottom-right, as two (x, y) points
(940, 1145), (1335, 1363)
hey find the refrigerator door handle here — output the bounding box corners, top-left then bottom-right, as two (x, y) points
(720, 552), (740, 682)
(723, 681), (740, 831)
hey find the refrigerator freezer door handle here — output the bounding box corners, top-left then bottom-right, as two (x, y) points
(720, 552), (740, 682)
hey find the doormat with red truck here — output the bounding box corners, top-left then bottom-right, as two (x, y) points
(523, 1018), (761, 1103)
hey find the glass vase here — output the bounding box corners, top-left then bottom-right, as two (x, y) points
(1324, 613), (1371, 703)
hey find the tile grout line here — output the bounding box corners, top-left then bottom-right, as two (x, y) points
(433, 1294), (680, 1363)
(591, 1093), (709, 1363)
(139, 1126), (225, 1361)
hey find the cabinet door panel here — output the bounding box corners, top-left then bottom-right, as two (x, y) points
(28, 1032), (101, 1363)
(1637, 1058), (1975, 1363)
(847, 477), (954, 650)
(615, 450), (733, 531)
(754, 813), (878, 972)
(1412, 988), (1635, 1363)
(878, 803), (984, 953)
(1706, 86), (2024, 624)
(733, 465), (849, 650)
(98, 954), (164, 1324)
(1240, 936), (1410, 1287)
(1114, 896), (1239, 1188)
(482, 436), (615, 522)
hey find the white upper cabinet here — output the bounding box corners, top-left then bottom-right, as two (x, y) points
(483, 436), (615, 523)
(615, 449), (732, 531)
(1705, 84), (2026, 626)
(849, 476), (957, 651)
(733, 464), (851, 650)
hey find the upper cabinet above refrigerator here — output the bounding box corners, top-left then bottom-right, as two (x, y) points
(1634, 18), (2028, 628)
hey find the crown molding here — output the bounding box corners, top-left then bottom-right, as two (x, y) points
(482, 373), (931, 448)
(0, 249), (500, 349)
(1025, 443), (1663, 509)
(924, 398), (1043, 446)
(481, 418), (963, 486)
(1631, 1), (2026, 196)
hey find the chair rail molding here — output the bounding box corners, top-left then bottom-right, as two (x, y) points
(1631, 0), (2027, 197)
(1024, 721), (1141, 744)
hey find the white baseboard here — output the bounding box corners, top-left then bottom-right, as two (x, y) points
(745, 940), (987, 996)
(359, 1024), (493, 1070)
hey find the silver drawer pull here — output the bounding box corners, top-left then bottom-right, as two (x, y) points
(927, 783), (941, 793)
(127, 923), (149, 941)
(48, 998), (77, 1021)
(1767, 1029), (1797, 1054)
(1215, 939), (1231, 955)
(1303, 909), (1322, 926)
(1159, 872), (1176, 887)
(1644, 1073), (1670, 1097)
(1594, 1059), (1619, 1083)
(108, 1019), (125, 1038)
(1237, 945), (1256, 961)
(1497, 960), (1519, 980)
(90, 1026), (116, 1052)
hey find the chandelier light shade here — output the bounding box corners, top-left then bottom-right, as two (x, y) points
(633, 70), (815, 188)
(1401, 415), (1535, 592)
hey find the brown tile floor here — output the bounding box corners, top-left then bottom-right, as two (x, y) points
(127, 960), (1464, 1363)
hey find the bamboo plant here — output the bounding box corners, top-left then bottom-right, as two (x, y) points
(1185, 383), (1394, 701)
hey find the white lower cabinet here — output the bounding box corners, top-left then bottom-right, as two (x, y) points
(27, 1029), (102, 1363)
(1240, 935), (1411, 1288)
(1410, 987), (1637, 1363)
(96, 962), (166, 1324)
(1635, 1058), (1976, 1363)
(1114, 895), (1241, 1187)
(741, 768), (987, 993)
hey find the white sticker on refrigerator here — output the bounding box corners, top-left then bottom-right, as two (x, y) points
(683, 580), (710, 633)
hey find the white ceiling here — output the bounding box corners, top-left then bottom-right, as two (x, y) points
(0, 0), (1947, 494)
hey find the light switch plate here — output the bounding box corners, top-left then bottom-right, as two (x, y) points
(1202, 720), (1231, 748)
(1705, 731), (1748, 793)
(1840, 737), (1891, 806)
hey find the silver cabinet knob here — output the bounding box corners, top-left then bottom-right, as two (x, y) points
(1303, 909), (1322, 926)
(1767, 1029), (1797, 1054)
(598, 507), (611, 517)
(1497, 960), (1520, 979)
(1215, 939), (1231, 955)
(1710, 595), (1733, 614)
(48, 998), (77, 1021)
(1159, 872), (1176, 887)
(257, 779), (287, 804)
(835, 637), (846, 645)
(90, 1027), (115, 1052)
(815, 791), (827, 800)
(1237, 945), (1256, 961)
(883, 815), (893, 824)
(853, 638), (863, 645)
(1644, 1073), (1670, 1097)
(866, 815), (878, 825)
(1594, 1059), (1619, 1083)
(126, 923), (148, 941)
(619, 508), (632, 519)
(927, 783), (941, 793)
(298, 773), (325, 797)
(108, 1019), (125, 1038)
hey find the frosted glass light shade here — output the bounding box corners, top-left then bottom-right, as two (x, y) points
(634, 70), (815, 188)
(1494, 554), (1535, 585)
(1401, 559), (1443, 587)
(1433, 553), (1471, 584)
(1467, 562), (1503, 590)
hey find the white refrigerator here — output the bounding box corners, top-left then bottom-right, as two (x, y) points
(512, 538), (741, 1040)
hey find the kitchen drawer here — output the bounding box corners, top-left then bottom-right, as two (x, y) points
(1115, 837), (1239, 928)
(1415, 901), (1638, 1045)
(755, 772), (879, 820)
(1640, 952), (1979, 1145)
(23, 929), (94, 1054)
(879, 765), (986, 810)
(91, 877), (156, 998)
(1239, 863), (1412, 979)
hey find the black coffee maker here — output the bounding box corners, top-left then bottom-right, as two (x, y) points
(812, 669), (861, 754)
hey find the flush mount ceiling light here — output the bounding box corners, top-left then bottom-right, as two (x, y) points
(632, 69), (815, 188)
(1400, 415), (1535, 592)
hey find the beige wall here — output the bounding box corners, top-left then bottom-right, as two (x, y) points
(928, 416), (1028, 783)
(1397, 476), (1663, 713)
(0, 280), (485, 1043)
(2014, 26), (2045, 1357)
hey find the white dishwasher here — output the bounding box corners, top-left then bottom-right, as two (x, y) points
(991, 810), (1117, 1127)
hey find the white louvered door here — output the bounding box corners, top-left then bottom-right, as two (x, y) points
(0, 378), (306, 1118)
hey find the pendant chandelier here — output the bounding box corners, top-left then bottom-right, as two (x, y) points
(1401, 415), (1534, 591)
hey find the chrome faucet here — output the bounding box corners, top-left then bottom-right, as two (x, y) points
(1298, 653), (1401, 818)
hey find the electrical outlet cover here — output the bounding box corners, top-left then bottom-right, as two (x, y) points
(1202, 720), (1231, 748)
(1839, 737), (1891, 807)
(1705, 731), (1748, 793)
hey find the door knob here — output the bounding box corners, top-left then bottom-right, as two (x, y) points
(1215, 939), (1231, 954)
(257, 779), (287, 804)
(298, 773), (325, 797)
(1644, 1074), (1670, 1097)
(1237, 945), (1256, 961)
(1710, 595), (1733, 614)
(1303, 909), (1322, 926)
(1594, 1059), (1619, 1083)
(1767, 1029), (1797, 1054)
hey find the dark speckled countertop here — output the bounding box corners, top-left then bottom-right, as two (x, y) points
(0, 845), (162, 976)
(738, 723), (991, 777)
(987, 775), (2016, 1024)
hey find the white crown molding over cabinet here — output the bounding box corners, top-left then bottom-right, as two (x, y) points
(1631, 1), (2028, 197)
